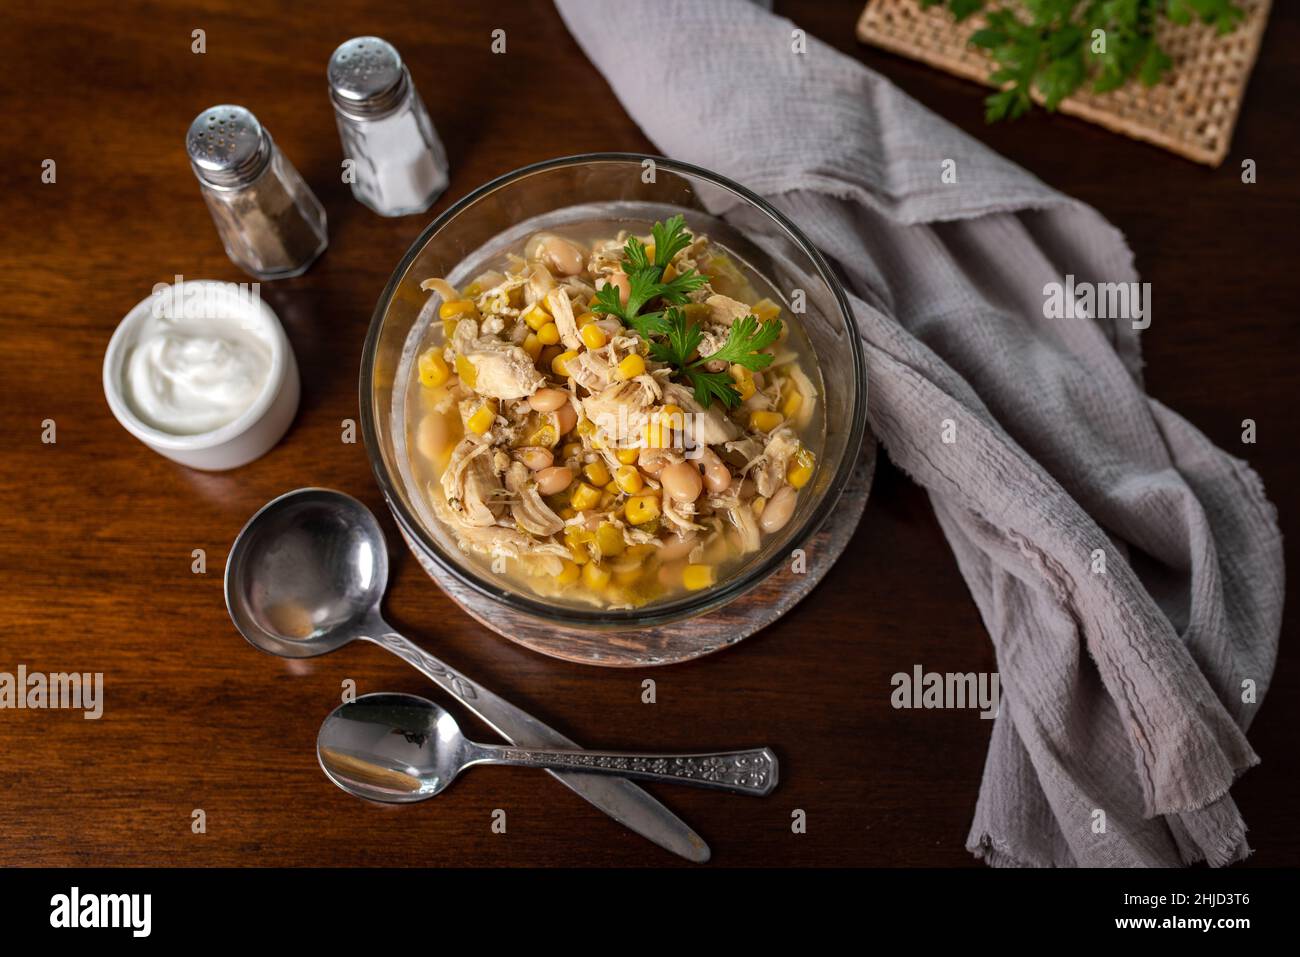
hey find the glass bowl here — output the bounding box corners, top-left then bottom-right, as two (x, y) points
(360, 154), (866, 631)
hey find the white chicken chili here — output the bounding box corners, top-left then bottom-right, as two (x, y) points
(405, 215), (824, 609)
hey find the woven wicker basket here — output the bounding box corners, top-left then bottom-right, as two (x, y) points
(856, 0), (1271, 166)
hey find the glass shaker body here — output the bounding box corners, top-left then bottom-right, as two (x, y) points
(187, 106), (328, 281)
(328, 37), (448, 217)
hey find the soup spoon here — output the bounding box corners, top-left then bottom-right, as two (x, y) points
(224, 487), (710, 862)
(319, 692), (778, 801)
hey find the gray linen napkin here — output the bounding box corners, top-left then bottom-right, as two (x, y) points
(556, 0), (1284, 866)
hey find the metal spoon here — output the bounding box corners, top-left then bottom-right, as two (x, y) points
(320, 692), (778, 801)
(224, 487), (710, 862)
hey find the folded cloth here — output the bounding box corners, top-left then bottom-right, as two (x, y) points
(556, 0), (1284, 866)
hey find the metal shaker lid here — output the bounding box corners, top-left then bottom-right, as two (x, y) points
(186, 105), (271, 189)
(328, 36), (409, 118)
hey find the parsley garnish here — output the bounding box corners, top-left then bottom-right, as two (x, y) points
(589, 215), (782, 408)
(923, 0), (1243, 122)
(650, 309), (781, 409)
(590, 214), (708, 336)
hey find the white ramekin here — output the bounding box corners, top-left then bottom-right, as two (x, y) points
(103, 279), (300, 471)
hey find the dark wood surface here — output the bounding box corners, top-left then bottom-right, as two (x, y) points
(0, 0), (1294, 867)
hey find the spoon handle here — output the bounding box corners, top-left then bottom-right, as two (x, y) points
(363, 629), (711, 861)
(472, 745), (778, 796)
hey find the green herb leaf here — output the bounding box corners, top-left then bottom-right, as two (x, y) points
(702, 314), (781, 372)
(651, 214), (695, 269)
(684, 367), (743, 409)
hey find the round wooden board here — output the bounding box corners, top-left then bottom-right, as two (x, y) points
(399, 439), (876, 667)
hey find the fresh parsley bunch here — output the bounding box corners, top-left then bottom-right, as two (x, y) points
(920, 0), (1244, 121)
(589, 216), (782, 408)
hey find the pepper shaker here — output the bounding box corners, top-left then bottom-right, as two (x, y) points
(328, 36), (449, 217)
(186, 105), (328, 281)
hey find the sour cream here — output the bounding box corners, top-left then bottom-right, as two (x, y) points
(125, 308), (272, 435)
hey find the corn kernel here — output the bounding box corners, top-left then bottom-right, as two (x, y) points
(662, 263), (677, 282)
(556, 560), (581, 585)
(442, 318), (459, 340)
(644, 243), (655, 261)
(787, 446), (816, 490)
(454, 354), (477, 389)
(583, 461), (611, 487)
(751, 298), (781, 323)
(750, 410), (784, 433)
(615, 465), (644, 494)
(576, 416), (595, 437)
(523, 303), (551, 331)
(466, 401), (496, 436)
(570, 481), (602, 511)
(752, 496), (767, 518)
(418, 349), (450, 388)
(582, 561), (612, 590)
(439, 299), (478, 321)
(575, 311), (597, 328)
(463, 282), (483, 298)
(564, 525), (593, 546)
(625, 493), (661, 526)
(613, 566), (643, 586)
(523, 333), (543, 360)
(683, 564), (716, 591)
(604, 480), (620, 494)
(781, 388), (803, 419)
(568, 542), (589, 565)
(616, 353), (646, 380)
(560, 441), (582, 461)
(730, 364), (756, 401)
(537, 322), (561, 346)
(552, 350), (580, 377)
(580, 323), (608, 350)
(596, 523), (626, 558)
(615, 447), (640, 465)
(559, 507), (577, 521)
(525, 421), (558, 448)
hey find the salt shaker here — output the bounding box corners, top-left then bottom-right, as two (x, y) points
(328, 36), (448, 217)
(186, 105), (328, 281)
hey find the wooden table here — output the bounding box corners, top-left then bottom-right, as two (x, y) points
(1, 0), (1294, 867)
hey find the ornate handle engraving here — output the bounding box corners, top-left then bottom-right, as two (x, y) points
(486, 746), (777, 796)
(369, 632), (478, 700)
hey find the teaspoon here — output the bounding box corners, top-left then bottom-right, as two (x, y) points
(319, 692), (778, 801)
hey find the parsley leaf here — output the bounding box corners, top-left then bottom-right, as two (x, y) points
(590, 216), (707, 327)
(651, 308), (782, 409)
(651, 214), (695, 269)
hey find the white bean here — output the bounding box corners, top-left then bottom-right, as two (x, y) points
(535, 466), (573, 496)
(517, 447), (554, 471)
(661, 461), (703, 503)
(759, 485), (797, 534)
(554, 403), (578, 435)
(658, 533), (697, 562)
(699, 447), (732, 493)
(539, 236), (585, 276)
(529, 388), (569, 412)
(599, 269), (630, 307)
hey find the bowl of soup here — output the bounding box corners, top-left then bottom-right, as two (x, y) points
(361, 154), (866, 630)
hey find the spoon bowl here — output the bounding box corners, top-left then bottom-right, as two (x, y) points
(318, 693), (471, 802)
(225, 488), (387, 658)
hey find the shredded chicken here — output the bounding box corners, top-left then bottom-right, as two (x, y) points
(408, 220), (822, 608)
